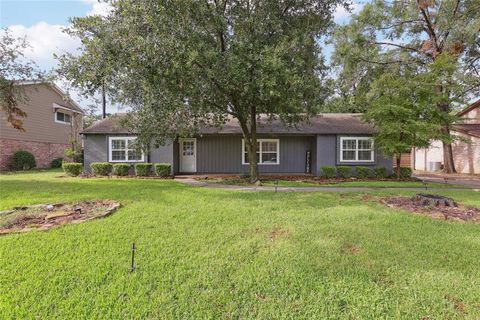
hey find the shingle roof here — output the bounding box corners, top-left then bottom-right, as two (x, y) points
(81, 113), (376, 135)
(457, 99), (480, 117)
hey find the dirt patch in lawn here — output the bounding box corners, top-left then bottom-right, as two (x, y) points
(268, 228), (291, 242)
(0, 200), (121, 235)
(380, 196), (480, 224)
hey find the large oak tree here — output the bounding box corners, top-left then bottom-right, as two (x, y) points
(330, 0), (480, 173)
(57, 0), (346, 182)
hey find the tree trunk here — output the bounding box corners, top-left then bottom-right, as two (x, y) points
(237, 106), (259, 184)
(442, 137), (456, 173)
(101, 82), (107, 119)
(396, 153), (401, 180)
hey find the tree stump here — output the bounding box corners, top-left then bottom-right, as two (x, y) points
(412, 194), (457, 207)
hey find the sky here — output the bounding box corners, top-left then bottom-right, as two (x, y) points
(0, 0), (363, 111)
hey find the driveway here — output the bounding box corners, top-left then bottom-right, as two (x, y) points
(414, 173), (480, 188)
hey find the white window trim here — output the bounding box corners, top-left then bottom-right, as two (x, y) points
(339, 137), (375, 163)
(108, 136), (145, 163)
(242, 139), (280, 165)
(54, 110), (72, 125)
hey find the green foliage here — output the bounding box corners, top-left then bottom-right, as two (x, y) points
(50, 158), (63, 168)
(135, 163), (152, 177)
(336, 166), (352, 178)
(355, 166), (372, 179)
(373, 167), (388, 179)
(62, 162), (83, 176)
(11, 151), (36, 170)
(112, 164), (130, 176)
(320, 166), (336, 179)
(154, 163), (171, 177)
(64, 140), (83, 163)
(90, 162), (113, 176)
(57, 0), (345, 182)
(394, 167), (412, 179)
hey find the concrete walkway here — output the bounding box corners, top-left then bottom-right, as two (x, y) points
(174, 177), (478, 193)
(414, 174), (480, 188)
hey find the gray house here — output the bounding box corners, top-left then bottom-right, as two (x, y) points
(81, 113), (392, 176)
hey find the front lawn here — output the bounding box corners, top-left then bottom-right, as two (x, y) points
(1, 170), (479, 319)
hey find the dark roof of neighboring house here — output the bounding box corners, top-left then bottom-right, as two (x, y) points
(81, 113), (377, 135)
(457, 99), (480, 117)
(453, 124), (480, 138)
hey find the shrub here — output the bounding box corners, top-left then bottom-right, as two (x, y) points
(320, 166), (336, 179)
(112, 163), (130, 176)
(154, 163), (171, 177)
(336, 166), (352, 178)
(393, 167), (412, 179)
(91, 162), (113, 176)
(62, 162), (83, 176)
(373, 167), (388, 178)
(355, 166), (372, 179)
(11, 151), (36, 170)
(135, 163), (152, 176)
(50, 158), (63, 168)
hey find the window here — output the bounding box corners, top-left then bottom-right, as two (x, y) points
(242, 139), (279, 165)
(340, 137), (374, 162)
(55, 111), (71, 124)
(108, 137), (144, 162)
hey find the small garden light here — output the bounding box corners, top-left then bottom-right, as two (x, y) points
(275, 180), (279, 193)
(422, 180), (428, 190)
(129, 242), (136, 273)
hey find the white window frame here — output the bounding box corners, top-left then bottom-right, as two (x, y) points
(242, 139), (280, 165)
(108, 136), (145, 163)
(340, 137), (375, 163)
(54, 110), (72, 124)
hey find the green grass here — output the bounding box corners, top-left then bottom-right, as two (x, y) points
(1, 170), (479, 319)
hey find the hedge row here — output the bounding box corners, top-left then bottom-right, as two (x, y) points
(320, 166), (392, 179)
(89, 162), (172, 177)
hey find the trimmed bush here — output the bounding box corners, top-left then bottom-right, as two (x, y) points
(373, 167), (388, 178)
(50, 158), (63, 168)
(355, 166), (372, 179)
(320, 166), (336, 179)
(112, 163), (130, 176)
(154, 163), (171, 177)
(393, 167), (412, 179)
(336, 166), (352, 178)
(135, 163), (152, 176)
(11, 151), (36, 170)
(62, 162), (83, 176)
(91, 162), (113, 176)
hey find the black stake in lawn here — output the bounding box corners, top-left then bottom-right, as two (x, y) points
(423, 180), (428, 190)
(129, 242), (136, 273)
(275, 180), (278, 193)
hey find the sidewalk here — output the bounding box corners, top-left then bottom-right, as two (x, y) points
(174, 177), (478, 192)
(414, 172), (480, 188)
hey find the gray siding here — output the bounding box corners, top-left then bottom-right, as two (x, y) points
(195, 135), (314, 174)
(150, 140), (175, 174)
(83, 134), (109, 171)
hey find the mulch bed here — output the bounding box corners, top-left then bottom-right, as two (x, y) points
(380, 196), (480, 224)
(0, 200), (121, 235)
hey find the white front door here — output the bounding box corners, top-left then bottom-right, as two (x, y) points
(179, 138), (196, 173)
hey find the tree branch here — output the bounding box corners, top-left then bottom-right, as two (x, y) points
(374, 41), (422, 54)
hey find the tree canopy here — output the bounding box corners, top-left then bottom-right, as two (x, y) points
(330, 0), (480, 172)
(58, 0), (347, 182)
(0, 29), (43, 131)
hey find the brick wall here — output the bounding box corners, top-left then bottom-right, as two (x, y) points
(0, 138), (70, 170)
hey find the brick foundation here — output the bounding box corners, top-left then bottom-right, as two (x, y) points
(0, 139), (70, 170)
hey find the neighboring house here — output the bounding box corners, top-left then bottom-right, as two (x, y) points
(413, 100), (480, 174)
(82, 113), (392, 176)
(0, 82), (84, 170)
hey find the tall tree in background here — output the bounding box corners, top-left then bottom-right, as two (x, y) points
(331, 0), (480, 172)
(57, 0), (346, 182)
(0, 29), (43, 130)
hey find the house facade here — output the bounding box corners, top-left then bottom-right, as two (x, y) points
(0, 82), (84, 170)
(82, 114), (392, 176)
(413, 100), (480, 174)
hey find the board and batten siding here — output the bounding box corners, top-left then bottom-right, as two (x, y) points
(195, 135), (314, 174)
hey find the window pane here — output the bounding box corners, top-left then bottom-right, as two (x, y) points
(261, 153), (277, 164)
(112, 139), (126, 150)
(128, 150), (142, 161)
(64, 114), (71, 123)
(112, 150), (125, 161)
(358, 139), (372, 150)
(358, 150), (372, 161)
(127, 139), (136, 148)
(56, 112), (64, 121)
(182, 141), (194, 156)
(342, 150), (356, 161)
(262, 141), (277, 152)
(244, 152), (260, 164)
(342, 139), (356, 150)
